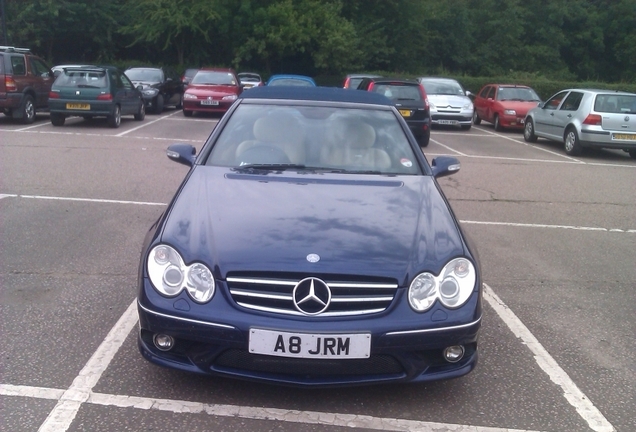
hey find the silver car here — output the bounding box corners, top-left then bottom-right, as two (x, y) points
(524, 88), (636, 158)
(418, 77), (474, 130)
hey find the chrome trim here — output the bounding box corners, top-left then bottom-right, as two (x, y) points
(327, 282), (397, 289)
(137, 301), (236, 330)
(230, 289), (292, 301)
(330, 296), (394, 303)
(385, 316), (482, 336)
(228, 277), (396, 289)
(227, 277), (297, 286)
(236, 302), (385, 317)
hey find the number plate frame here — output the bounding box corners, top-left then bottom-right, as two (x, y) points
(249, 328), (371, 359)
(201, 99), (219, 106)
(66, 103), (90, 110)
(437, 120), (459, 125)
(612, 133), (636, 141)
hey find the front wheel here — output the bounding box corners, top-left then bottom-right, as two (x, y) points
(564, 128), (582, 156)
(523, 118), (538, 142)
(134, 102), (145, 121)
(153, 94), (164, 114)
(493, 114), (502, 131)
(50, 113), (65, 126)
(176, 93), (183, 109)
(183, 109), (193, 117)
(461, 124), (472, 131)
(108, 105), (121, 128)
(472, 111), (481, 125)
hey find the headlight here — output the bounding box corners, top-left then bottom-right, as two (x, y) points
(428, 102), (436, 110)
(147, 245), (215, 303)
(503, 109), (516, 115)
(183, 93), (197, 100)
(463, 102), (473, 110)
(222, 94), (237, 101)
(142, 89), (158, 97)
(408, 258), (476, 312)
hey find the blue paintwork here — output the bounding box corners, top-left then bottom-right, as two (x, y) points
(265, 74), (317, 87)
(137, 89), (482, 387)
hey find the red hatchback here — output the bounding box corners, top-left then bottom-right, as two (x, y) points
(182, 68), (242, 116)
(473, 84), (541, 131)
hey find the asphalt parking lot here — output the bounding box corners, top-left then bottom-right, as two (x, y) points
(1, 109), (634, 432)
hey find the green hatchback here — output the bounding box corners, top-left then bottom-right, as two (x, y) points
(48, 66), (145, 128)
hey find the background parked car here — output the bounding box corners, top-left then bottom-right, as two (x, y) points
(182, 68), (243, 117)
(181, 68), (198, 86)
(48, 66), (145, 128)
(237, 72), (263, 89)
(419, 77), (474, 130)
(0, 46), (54, 124)
(524, 88), (636, 158)
(266, 74), (316, 87)
(357, 77), (431, 146)
(125, 67), (183, 114)
(473, 84), (541, 131)
(342, 73), (382, 89)
(52, 64), (95, 78)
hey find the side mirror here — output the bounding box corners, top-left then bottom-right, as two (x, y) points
(431, 156), (460, 178)
(537, 101), (545, 108)
(167, 143), (197, 167)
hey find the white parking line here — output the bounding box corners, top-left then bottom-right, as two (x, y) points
(14, 121), (52, 131)
(461, 220), (636, 234)
(483, 285), (614, 432)
(18, 194), (166, 206)
(116, 111), (181, 137)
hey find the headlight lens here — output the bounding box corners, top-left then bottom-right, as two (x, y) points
(183, 93), (197, 100)
(503, 109), (516, 115)
(142, 89), (158, 96)
(408, 258), (476, 312)
(222, 94), (237, 101)
(463, 102), (473, 110)
(147, 245), (215, 303)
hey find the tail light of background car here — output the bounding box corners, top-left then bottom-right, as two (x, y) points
(418, 85), (430, 110)
(97, 94), (113, 101)
(583, 114), (602, 125)
(48, 91), (60, 99)
(5, 76), (17, 92)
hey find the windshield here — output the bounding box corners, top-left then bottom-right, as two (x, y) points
(497, 87), (540, 102)
(192, 71), (237, 85)
(126, 68), (163, 82)
(54, 70), (107, 88)
(421, 79), (465, 95)
(206, 104), (421, 175)
(594, 94), (636, 114)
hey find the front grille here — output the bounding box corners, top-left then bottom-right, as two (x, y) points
(215, 349), (404, 377)
(227, 273), (398, 317)
(432, 114), (470, 121)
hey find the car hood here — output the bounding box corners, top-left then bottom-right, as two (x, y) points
(185, 84), (240, 96)
(158, 167), (466, 282)
(428, 94), (471, 109)
(496, 100), (540, 114)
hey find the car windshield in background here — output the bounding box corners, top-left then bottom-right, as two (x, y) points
(268, 78), (314, 87)
(497, 87), (540, 102)
(594, 94), (636, 114)
(206, 104), (421, 175)
(421, 80), (464, 95)
(192, 71), (237, 85)
(372, 84), (422, 101)
(126, 69), (162, 82)
(54, 70), (107, 88)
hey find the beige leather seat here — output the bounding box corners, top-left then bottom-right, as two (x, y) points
(236, 111), (306, 164)
(320, 119), (391, 171)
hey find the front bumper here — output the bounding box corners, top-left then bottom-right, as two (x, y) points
(137, 278), (481, 387)
(499, 113), (526, 129)
(431, 110), (473, 127)
(182, 99), (233, 114)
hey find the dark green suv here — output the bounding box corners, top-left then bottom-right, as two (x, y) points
(0, 46), (54, 123)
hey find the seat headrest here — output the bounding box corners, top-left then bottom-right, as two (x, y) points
(328, 119), (376, 149)
(253, 111), (304, 143)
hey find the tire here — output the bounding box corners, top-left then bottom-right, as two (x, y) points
(183, 109), (193, 117)
(472, 110), (481, 125)
(50, 113), (65, 126)
(19, 95), (36, 124)
(176, 93), (183, 109)
(134, 102), (145, 121)
(461, 124), (472, 131)
(564, 127), (582, 156)
(153, 94), (164, 114)
(628, 149), (636, 159)
(418, 130), (430, 147)
(108, 105), (121, 128)
(494, 114), (502, 131)
(523, 118), (538, 142)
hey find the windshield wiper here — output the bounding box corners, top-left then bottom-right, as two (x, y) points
(234, 164), (358, 173)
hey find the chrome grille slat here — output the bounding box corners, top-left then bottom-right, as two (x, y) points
(227, 274), (398, 317)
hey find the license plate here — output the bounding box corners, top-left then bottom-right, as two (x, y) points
(201, 99), (219, 106)
(249, 328), (371, 359)
(438, 120), (458, 125)
(612, 133), (636, 141)
(66, 103), (90, 110)
(399, 109), (411, 117)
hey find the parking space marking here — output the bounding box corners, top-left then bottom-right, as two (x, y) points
(115, 111), (182, 137)
(474, 127), (583, 161)
(461, 220), (636, 234)
(483, 285), (615, 432)
(0, 194), (18, 200)
(37, 301), (138, 432)
(19, 194), (166, 206)
(430, 138), (467, 156)
(14, 121), (51, 131)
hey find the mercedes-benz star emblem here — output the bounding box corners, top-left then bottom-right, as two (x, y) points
(306, 253), (320, 263)
(292, 277), (331, 315)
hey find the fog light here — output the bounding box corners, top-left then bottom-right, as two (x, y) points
(153, 334), (174, 351)
(443, 345), (465, 363)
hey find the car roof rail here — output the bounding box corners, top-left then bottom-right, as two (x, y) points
(0, 46), (32, 53)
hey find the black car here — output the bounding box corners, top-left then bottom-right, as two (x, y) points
(357, 77), (431, 146)
(125, 67), (183, 114)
